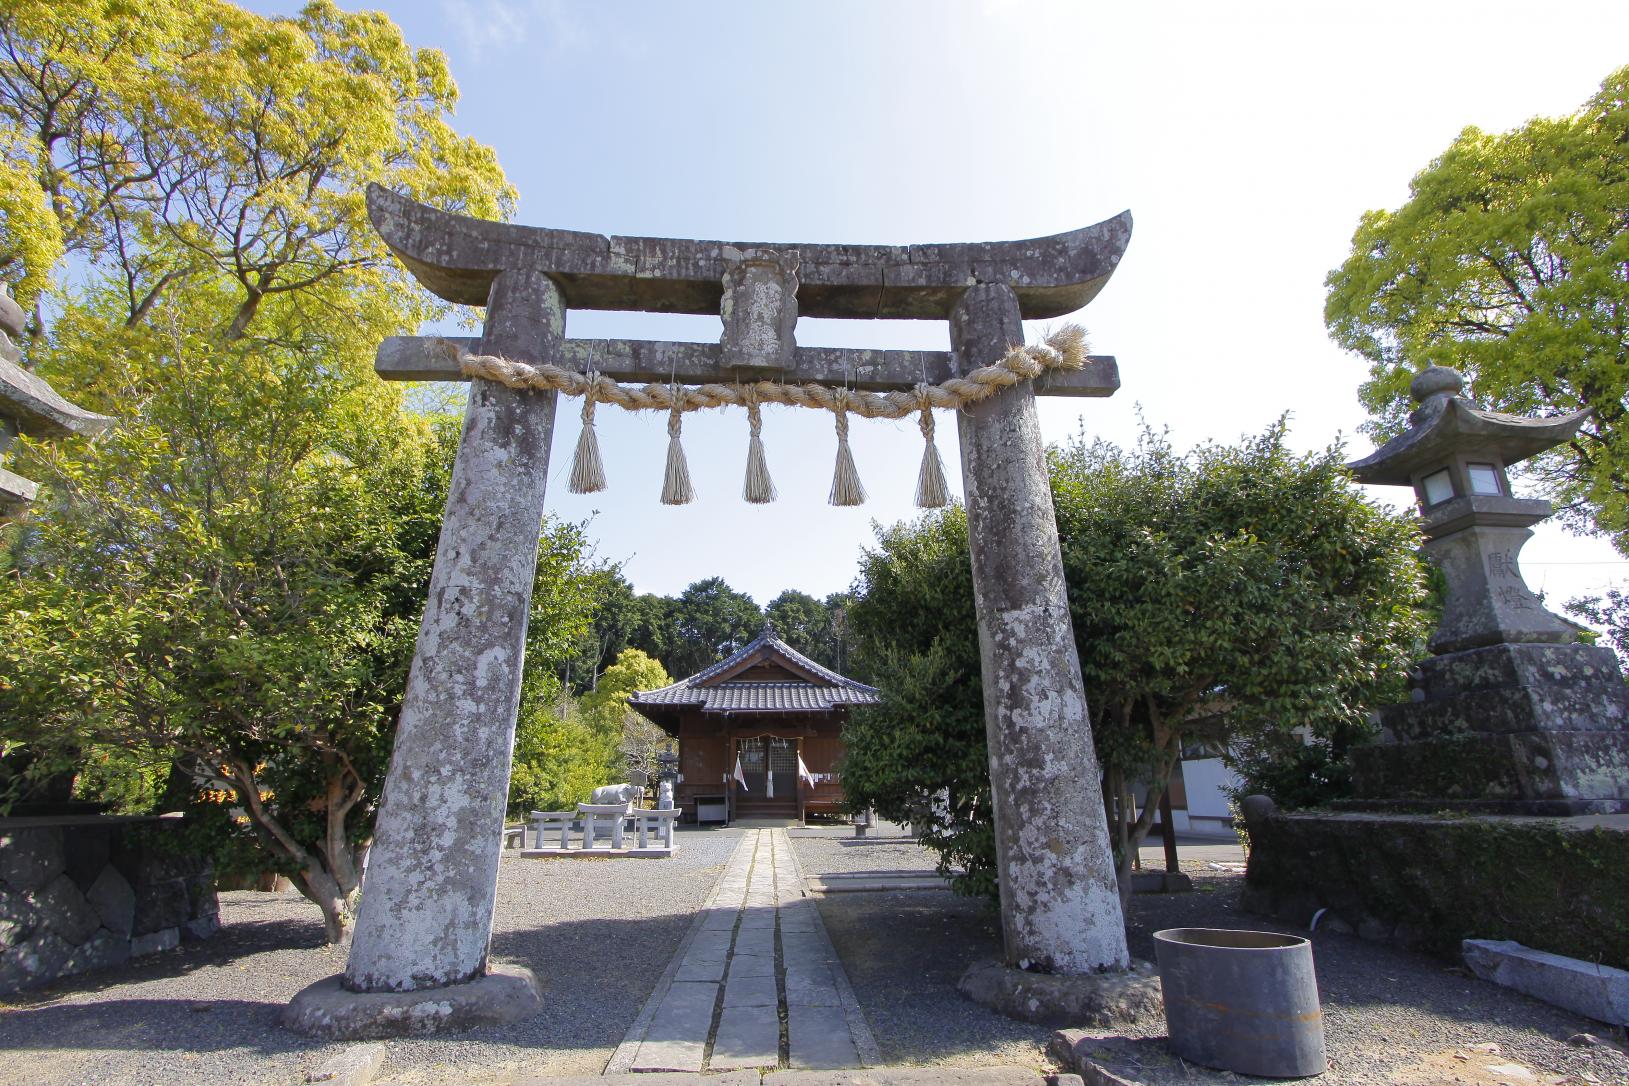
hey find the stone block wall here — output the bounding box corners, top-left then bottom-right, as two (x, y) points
(1238, 800), (1629, 969)
(0, 816), (218, 994)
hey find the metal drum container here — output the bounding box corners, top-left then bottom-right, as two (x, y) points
(1153, 927), (1325, 1078)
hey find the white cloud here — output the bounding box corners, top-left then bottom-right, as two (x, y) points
(435, 0), (590, 58)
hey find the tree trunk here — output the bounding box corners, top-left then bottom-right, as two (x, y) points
(1159, 788), (1180, 873)
(1115, 745), (1182, 909)
(215, 753), (363, 945)
(1107, 765), (1129, 871)
(224, 288), (262, 340)
(294, 864), (357, 944)
(1124, 779), (1140, 871)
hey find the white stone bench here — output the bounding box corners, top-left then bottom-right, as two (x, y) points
(577, 802), (630, 849)
(529, 810), (575, 849)
(524, 804), (677, 855)
(502, 823), (526, 849)
(630, 808), (681, 851)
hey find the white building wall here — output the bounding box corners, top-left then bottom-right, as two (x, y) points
(1178, 756), (1241, 838)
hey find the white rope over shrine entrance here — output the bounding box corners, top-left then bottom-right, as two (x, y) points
(445, 322), (1088, 508)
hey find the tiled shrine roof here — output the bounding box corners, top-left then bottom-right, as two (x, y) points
(629, 624), (880, 717)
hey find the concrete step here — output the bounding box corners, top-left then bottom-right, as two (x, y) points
(805, 872), (952, 894)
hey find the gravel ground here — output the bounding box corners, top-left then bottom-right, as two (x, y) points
(792, 824), (1051, 1070)
(791, 830), (1629, 1084)
(0, 827), (743, 1086)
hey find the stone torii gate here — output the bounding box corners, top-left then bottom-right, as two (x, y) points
(286, 185), (1139, 1036)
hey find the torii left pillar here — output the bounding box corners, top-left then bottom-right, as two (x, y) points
(284, 270), (559, 1037)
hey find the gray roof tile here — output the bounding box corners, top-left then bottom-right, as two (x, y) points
(628, 623), (880, 715)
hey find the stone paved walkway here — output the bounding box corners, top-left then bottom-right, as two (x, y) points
(608, 829), (877, 1074)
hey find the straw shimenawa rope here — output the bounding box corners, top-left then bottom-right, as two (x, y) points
(567, 371), (607, 494)
(453, 323), (1088, 506)
(660, 389), (695, 505)
(828, 388), (866, 507)
(451, 323), (1088, 421)
(742, 388), (776, 504)
(914, 383), (949, 508)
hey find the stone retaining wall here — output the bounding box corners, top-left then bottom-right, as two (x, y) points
(1238, 799), (1629, 969)
(0, 815), (218, 994)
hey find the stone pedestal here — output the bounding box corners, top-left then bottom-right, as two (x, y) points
(1419, 505), (1578, 653)
(284, 964), (541, 1039)
(957, 958), (1161, 1028)
(1350, 642), (1629, 815)
(1239, 798), (1629, 970)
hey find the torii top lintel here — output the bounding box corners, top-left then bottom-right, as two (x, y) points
(367, 184), (1132, 320)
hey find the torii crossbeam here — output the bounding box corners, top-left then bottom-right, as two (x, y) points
(285, 184), (1139, 1037)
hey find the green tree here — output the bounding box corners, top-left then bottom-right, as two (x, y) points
(764, 588), (856, 672)
(582, 648), (673, 731)
(1325, 64), (1629, 545)
(565, 569), (639, 689)
(839, 510), (992, 894)
(588, 648), (673, 786)
(0, 0), (518, 941)
(509, 693), (616, 819)
(822, 591), (855, 673)
(664, 577), (763, 679)
(842, 423), (1429, 903)
(767, 590), (831, 664)
(1565, 589), (1629, 670)
(509, 647), (670, 816)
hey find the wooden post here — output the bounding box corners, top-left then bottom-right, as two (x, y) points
(952, 283), (1130, 975)
(797, 737), (806, 826)
(344, 270), (562, 993)
(1127, 780), (1141, 872)
(1159, 787), (1180, 873)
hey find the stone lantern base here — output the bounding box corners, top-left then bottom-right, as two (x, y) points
(1346, 642), (1629, 816)
(1238, 797), (1629, 969)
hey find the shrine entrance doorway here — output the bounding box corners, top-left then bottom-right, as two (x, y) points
(733, 735), (799, 819)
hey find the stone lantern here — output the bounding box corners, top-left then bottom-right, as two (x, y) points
(1345, 366), (1629, 813)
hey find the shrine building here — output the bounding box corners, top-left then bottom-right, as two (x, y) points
(628, 623), (880, 824)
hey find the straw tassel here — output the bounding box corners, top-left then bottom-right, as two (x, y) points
(742, 388), (777, 504)
(828, 390), (866, 506)
(568, 375), (608, 494)
(914, 386), (949, 508)
(660, 389), (696, 505)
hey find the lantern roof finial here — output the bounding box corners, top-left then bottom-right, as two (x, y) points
(1348, 365), (1589, 487)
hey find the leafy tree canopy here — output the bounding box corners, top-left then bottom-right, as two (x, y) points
(0, 0), (509, 325)
(0, 0), (523, 942)
(582, 647), (672, 728)
(659, 577), (763, 680)
(1325, 64), (1629, 545)
(509, 648), (673, 816)
(569, 576), (855, 687)
(766, 589), (854, 671)
(842, 423), (1430, 902)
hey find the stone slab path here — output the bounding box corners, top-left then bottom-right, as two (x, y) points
(516, 1070), (1059, 1085)
(607, 829), (878, 1074)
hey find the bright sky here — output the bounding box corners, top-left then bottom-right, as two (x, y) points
(260, 0), (1629, 607)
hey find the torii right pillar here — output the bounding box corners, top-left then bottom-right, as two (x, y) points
(952, 284), (1159, 1022)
